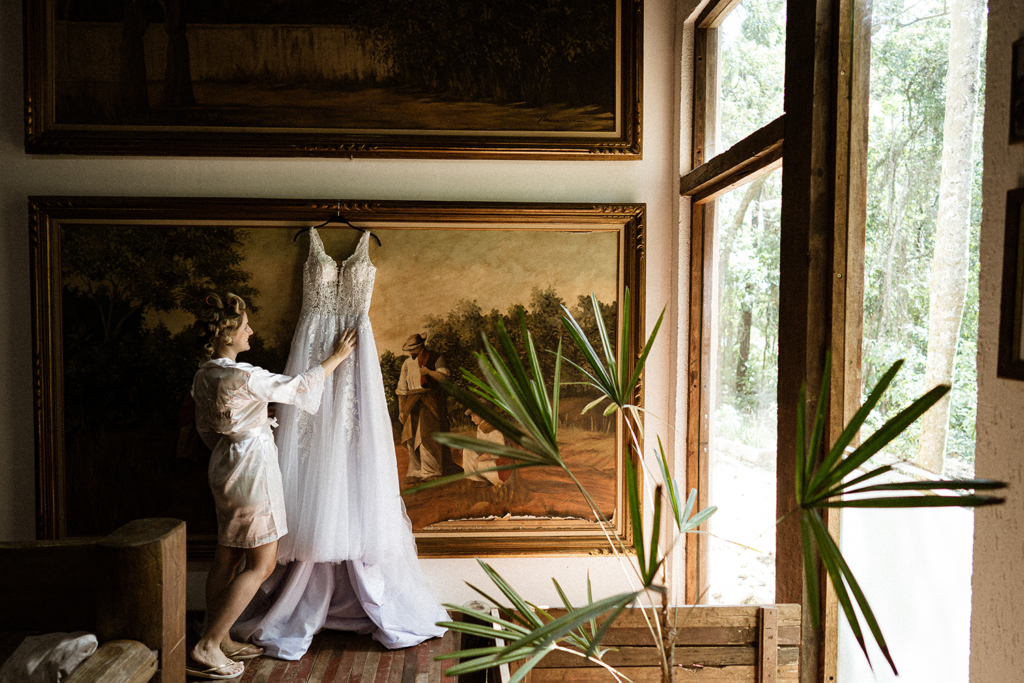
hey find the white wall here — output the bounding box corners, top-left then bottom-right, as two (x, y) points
(838, 507), (975, 682)
(0, 0), (687, 608)
(970, 0), (1024, 680)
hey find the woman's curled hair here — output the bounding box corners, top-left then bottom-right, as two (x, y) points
(198, 292), (247, 358)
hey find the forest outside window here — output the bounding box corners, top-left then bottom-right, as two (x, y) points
(685, 0), (986, 676)
(682, 0), (785, 605)
(837, 0), (986, 677)
(715, 0), (785, 154)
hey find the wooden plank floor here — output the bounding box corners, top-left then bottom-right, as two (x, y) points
(187, 629), (460, 683)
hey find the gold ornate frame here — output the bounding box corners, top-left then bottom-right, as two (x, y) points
(24, 1), (642, 159)
(30, 197), (645, 559)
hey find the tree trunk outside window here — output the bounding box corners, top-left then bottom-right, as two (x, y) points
(916, 0), (985, 474)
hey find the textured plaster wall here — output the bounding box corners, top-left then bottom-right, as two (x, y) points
(0, 0), (684, 608)
(969, 0), (1024, 679)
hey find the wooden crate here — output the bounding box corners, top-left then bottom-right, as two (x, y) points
(495, 605), (800, 683)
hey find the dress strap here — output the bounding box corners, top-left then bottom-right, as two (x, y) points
(356, 229), (372, 258)
(308, 226), (327, 260)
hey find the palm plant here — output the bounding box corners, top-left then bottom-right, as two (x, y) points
(407, 290), (1005, 681)
(795, 353), (1005, 674)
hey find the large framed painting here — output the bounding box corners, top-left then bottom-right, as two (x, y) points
(30, 197), (645, 559)
(24, 0), (642, 159)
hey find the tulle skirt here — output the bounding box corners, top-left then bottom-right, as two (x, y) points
(238, 310), (447, 656)
(275, 312), (408, 566)
(232, 554), (449, 658)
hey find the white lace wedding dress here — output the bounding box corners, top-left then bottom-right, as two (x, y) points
(232, 228), (448, 659)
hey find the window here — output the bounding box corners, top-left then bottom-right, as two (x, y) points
(705, 167), (782, 606)
(684, 0), (983, 677)
(836, 0), (986, 677)
(682, 0), (785, 607)
(683, 0), (872, 678)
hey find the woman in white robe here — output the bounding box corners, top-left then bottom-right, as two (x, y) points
(188, 292), (355, 680)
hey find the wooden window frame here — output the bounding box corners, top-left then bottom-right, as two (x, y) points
(681, 0), (870, 680)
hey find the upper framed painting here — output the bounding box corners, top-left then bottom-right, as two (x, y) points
(24, 0), (643, 159)
(30, 196), (646, 559)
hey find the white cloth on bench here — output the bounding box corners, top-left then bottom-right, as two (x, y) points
(0, 632), (97, 683)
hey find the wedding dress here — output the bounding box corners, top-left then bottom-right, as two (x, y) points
(233, 228), (448, 659)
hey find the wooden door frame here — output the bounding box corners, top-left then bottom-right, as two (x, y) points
(681, 0), (870, 680)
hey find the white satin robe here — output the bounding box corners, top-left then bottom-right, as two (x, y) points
(192, 358), (325, 548)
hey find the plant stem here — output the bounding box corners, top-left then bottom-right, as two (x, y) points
(661, 562), (674, 683)
(560, 462), (667, 672)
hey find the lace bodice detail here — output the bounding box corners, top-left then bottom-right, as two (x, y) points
(301, 228), (376, 316)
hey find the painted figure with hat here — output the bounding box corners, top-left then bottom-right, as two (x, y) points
(395, 333), (462, 484)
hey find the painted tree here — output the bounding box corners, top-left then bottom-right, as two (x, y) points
(158, 0), (196, 108)
(915, 0), (986, 473)
(61, 225), (256, 428)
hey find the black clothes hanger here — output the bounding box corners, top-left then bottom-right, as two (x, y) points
(293, 204), (382, 247)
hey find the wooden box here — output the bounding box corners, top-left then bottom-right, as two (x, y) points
(496, 605), (800, 683)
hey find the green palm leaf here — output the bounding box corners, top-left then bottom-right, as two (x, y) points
(812, 385), (950, 496)
(437, 563), (639, 680)
(805, 360), (904, 495)
(559, 289), (665, 412)
(498, 591), (639, 655)
(797, 353), (1006, 675)
(808, 508), (897, 674)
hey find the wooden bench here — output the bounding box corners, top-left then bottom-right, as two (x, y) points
(496, 605), (800, 683)
(0, 518), (186, 683)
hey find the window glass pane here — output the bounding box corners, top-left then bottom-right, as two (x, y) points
(839, 0), (986, 677)
(716, 0), (786, 153)
(861, 0), (984, 479)
(706, 167), (781, 605)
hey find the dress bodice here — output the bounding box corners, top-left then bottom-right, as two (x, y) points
(301, 228), (375, 316)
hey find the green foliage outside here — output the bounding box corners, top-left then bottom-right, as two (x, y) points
(718, 0), (786, 152)
(861, 0), (985, 470)
(712, 0), (786, 455)
(715, 0), (984, 470)
(713, 172), (783, 452)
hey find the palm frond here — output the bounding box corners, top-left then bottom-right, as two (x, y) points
(796, 353), (1006, 675)
(559, 288), (665, 413)
(436, 559), (640, 679)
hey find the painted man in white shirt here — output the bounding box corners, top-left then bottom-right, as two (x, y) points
(395, 333), (460, 484)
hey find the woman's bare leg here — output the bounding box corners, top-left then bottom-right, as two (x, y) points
(190, 541), (278, 673)
(205, 545), (243, 620)
(203, 545), (264, 656)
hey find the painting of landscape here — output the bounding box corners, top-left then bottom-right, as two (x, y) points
(31, 199), (645, 557)
(27, 0), (641, 157)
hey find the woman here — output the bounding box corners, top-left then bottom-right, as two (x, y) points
(188, 292), (356, 679)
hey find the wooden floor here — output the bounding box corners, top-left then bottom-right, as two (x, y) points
(189, 629), (463, 683)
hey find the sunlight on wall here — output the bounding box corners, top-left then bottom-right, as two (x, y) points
(838, 507), (974, 682)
